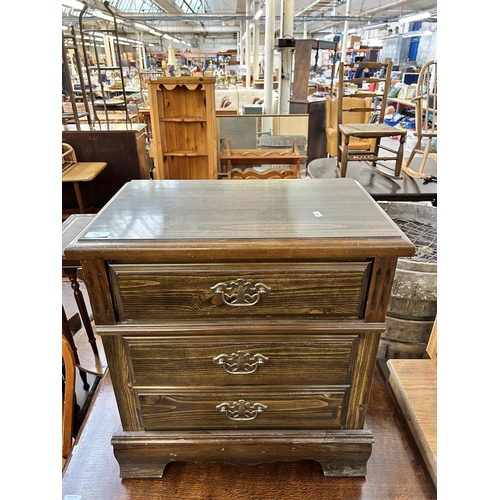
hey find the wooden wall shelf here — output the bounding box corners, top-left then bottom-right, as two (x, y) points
(149, 77), (218, 180)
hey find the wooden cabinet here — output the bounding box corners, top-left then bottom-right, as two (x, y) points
(148, 76), (218, 180)
(65, 179), (414, 479)
(62, 124), (150, 214)
(290, 39), (338, 115)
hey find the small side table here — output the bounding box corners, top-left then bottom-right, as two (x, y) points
(62, 161), (107, 213)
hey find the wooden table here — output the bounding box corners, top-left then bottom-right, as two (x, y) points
(387, 358), (437, 487)
(62, 123), (150, 215)
(62, 364), (436, 499)
(307, 158), (437, 205)
(62, 161), (107, 214)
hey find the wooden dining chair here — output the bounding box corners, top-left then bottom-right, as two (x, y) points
(336, 60), (406, 178)
(402, 60), (437, 179)
(62, 334), (77, 469)
(325, 94), (375, 158)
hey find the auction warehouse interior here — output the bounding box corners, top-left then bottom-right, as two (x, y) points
(61, 0), (440, 498)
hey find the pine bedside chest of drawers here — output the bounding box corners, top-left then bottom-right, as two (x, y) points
(65, 178), (414, 478)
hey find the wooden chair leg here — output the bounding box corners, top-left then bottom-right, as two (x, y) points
(79, 369), (90, 391)
(340, 135), (350, 177)
(337, 132), (343, 170)
(371, 138), (382, 167)
(295, 159), (301, 178)
(404, 137), (420, 172)
(418, 136), (434, 176)
(402, 136), (429, 179)
(65, 268), (98, 355)
(394, 134), (406, 178)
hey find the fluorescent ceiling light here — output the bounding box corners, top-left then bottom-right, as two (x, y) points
(254, 8), (263, 20)
(400, 12), (432, 24)
(297, 0), (320, 16)
(149, 29), (162, 36)
(363, 22), (389, 30)
(92, 9), (114, 22)
(134, 22), (149, 31)
(63, 0), (84, 10)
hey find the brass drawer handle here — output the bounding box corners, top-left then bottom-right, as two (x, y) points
(216, 399), (267, 421)
(210, 278), (271, 307)
(213, 350), (269, 375)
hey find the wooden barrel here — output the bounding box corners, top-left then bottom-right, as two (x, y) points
(378, 203), (437, 360)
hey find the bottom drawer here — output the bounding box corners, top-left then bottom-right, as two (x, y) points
(138, 390), (348, 431)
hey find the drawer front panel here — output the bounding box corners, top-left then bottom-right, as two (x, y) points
(109, 262), (371, 322)
(126, 337), (357, 387)
(137, 390), (347, 430)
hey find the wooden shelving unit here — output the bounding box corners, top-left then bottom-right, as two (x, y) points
(148, 76), (218, 180)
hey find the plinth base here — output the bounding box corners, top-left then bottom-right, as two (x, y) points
(111, 428), (374, 478)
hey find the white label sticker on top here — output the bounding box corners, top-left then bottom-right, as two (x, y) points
(84, 231), (110, 238)
(313, 211), (323, 217)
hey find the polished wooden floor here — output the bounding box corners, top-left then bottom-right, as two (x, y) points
(62, 361), (437, 499)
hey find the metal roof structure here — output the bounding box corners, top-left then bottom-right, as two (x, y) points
(62, 0), (437, 49)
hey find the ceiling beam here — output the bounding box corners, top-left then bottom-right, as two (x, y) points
(63, 14), (391, 23)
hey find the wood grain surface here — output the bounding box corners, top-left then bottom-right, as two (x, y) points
(387, 359), (437, 487)
(62, 364), (437, 499)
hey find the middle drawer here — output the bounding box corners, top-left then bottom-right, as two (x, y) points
(125, 336), (358, 388)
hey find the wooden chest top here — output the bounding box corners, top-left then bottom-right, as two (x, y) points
(64, 179), (414, 261)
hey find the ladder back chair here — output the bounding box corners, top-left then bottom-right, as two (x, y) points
(336, 60), (406, 178)
(402, 60), (437, 179)
(62, 334), (77, 469)
(325, 94), (374, 158)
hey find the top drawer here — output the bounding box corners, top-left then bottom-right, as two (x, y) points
(109, 262), (371, 323)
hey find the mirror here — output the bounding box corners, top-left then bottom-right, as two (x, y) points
(218, 114), (309, 150)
